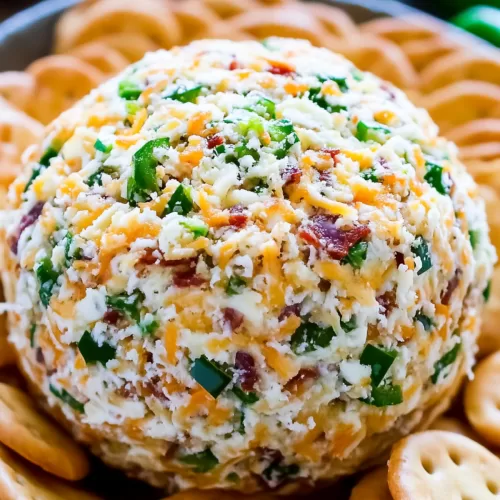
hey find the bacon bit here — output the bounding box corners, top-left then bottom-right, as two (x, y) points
(103, 309), (120, 325)
(223, 307), (244, 331)
(281, 163), (302, 186)
(139, 248), (160, 265)
(300, 215), (371, 260)
(228, 204), (248, 228)
(321, 148), (340, 164)
(284, 367), (319, 393)
(279, 304), (301, 322)
(319, 171), (334, 186)
(140, 376), (170, 405)
(164, 257), (197, 268)
(207, 134), (224, 149)
(229, 59), (240, 71)
(268, 63), (295, 76)
(377, 290), (397, 316)
(395, 252), (405, 267)
(117, 382), (138, 399)
(10, 201), (44, 254)
(318, 278), (331, 292)
(441, 269), (462, 306)
(235, 351), (258, 391)
(173, 268), (206, 288)
(35, 348), (45, 365)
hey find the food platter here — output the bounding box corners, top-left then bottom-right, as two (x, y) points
(0, 0), (491, 71)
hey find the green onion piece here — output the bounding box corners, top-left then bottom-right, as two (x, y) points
(78, 331), (116, 366)
(35, 257), (59, 307)
(39, 146), (59, 167)
(125, 101), (141, 115)
(140, 318), (159, 336)
(49, 384), (84, 413)
(128, 138), (170, 201)
(308, 87), (347, 113)
(469, 229), (480, 250)
(118, 80), (142, 100)
(415, 313), (433, 332)
(94, 139), (112, 154)
(235, 142), (260, 162)
(232, 387), (259, 405)
(412, 236), (432, 276)
(424, 162), (449, 195)
(268, 119), (299, 160)
(24, 145), (61, 192)
(342, 241), (368, 270)
(164, 85), (203, 103)
(316, 75), (349, 92)
(190, 355), (232, 398)
(64, 232), (73, 266)
(255, 97), (276, 119)
(365, 384), (403, 407)
(356, 121), (391, 143)
(340, 316), (357, 333)
(180, 219), (209, 239)
(29, 324), (36, 348)
(179, 449), (219, 473)
(87, 166), (117, 187)
(24, 166), (43, 193)
(483, 280), (492, 302)
(431, 343), (461, 384)
(226, 276), (247, 296)
(360, 168), (379, 182)
(290, 321), (336, 354)
(214, 144), (226, 156)
(106, 291), (143, 323)
(360, 344), (397, 387)
(164, 184), (193, 216)
(249, 179), (268, 194)
(352, 69), (364, 82)
(268, 119), (294, 142)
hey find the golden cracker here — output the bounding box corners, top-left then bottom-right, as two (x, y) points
(465, 351), (500, 447)
(0, 383), (90, 480)
(388, 431), (500, 499)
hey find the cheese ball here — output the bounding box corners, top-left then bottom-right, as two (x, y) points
(3, 38), (495, 493)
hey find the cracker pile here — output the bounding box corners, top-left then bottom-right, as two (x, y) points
(0, 1), (499, 499)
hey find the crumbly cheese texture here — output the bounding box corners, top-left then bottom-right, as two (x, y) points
(5, 38), (495, 492)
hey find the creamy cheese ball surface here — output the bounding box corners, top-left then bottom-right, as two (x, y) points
(4, 38), (496, 492)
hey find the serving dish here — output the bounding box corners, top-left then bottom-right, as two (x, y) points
(0, 0), (492, 71)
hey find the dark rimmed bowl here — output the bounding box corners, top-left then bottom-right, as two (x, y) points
(0, 0), (492, 72)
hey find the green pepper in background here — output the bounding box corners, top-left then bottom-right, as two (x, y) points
(437, 0), (500, 18)
(452, 6), (500, 47)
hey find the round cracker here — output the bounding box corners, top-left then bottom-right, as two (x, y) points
(420, 52), (500, 93)
(166, 490), (273, 500)
(69, 42), (129, 75)
(171, 0), (222, 43)
(388, 430), (500, 499)
(400, 37), (461, 71)
(229, 5), (329, 46)
(0, 72), (36, 112)
(0, 443), (99, 500)
(57, 0), (181, 52)
(422, 80), (500, 133)
(326, 35), (418, 89)
(26, 55), (103, 124)
(350, 467), (391, 500)
(83, 33), (159, 63)
(478, 264), (500, 356)
(465, 351), (500, 447)
(0, 383), (89, 480)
